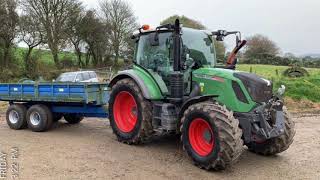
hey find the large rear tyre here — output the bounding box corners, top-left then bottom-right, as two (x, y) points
(109, 78), (153, 144)
(246, 107), (295, 155)
(181, 102), (243, 170)
(6, 104), (28, 130)
(27, 105), (53, 132)
(64, 114), (83, 124)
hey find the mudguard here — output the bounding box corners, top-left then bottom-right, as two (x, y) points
(109, 68), (165, 100)
(178, 95), (218, 119)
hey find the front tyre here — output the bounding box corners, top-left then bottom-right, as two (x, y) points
(109, 78), (153, 144)
(246, 107), (295, 155)
(181, 102), (243, 170)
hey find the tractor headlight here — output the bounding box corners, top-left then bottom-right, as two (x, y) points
(277, 85), (286, 96)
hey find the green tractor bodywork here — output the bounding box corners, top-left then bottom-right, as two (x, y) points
(113, 65), (258, 113)
(112, 28), (257, 113)
(192, 68), (256, 113)
(109, 20), (295, 170)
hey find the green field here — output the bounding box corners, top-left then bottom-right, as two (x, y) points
(14, 47), (78, 66)
(237, 64), (320, 103)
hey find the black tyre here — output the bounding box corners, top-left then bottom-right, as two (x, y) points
(64, 114), (84, 124)
(246, 107), (295, 155)
(181, 102), (243, 170)
(27, 105), (53, 132)
(6, 104), (28, 130)
(109, 78), (153, 144)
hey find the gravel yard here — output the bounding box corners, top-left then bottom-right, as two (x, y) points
(0, 108), (319, 180)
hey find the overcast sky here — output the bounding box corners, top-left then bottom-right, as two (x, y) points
(81, 0), (320, 55)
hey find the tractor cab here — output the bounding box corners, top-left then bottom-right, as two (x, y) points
(133, 27), (216, 96)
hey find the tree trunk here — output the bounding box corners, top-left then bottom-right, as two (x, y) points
(114, 42), (120, 66)
(75, 47), (83, 68)
(3, 43), (11, 68)
(51, 50), (60, 68)
(85, 53), (90, 67)
(91, 50), (98, 67)
(25, 47), (33, 73)
(115, 51), (119, 66)
(48, 39), (60, 68)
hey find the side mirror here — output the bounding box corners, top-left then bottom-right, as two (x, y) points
(182, 46), (193, 69)
(149, 32), (159, 46)
(183, 53), (196, 70)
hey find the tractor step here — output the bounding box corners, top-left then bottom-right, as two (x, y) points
(152, 102), (178, 131)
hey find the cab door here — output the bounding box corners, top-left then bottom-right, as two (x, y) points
(135, 32), (173, 95)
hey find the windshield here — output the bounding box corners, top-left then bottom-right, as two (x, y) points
(182, 28), (216, 67)
(56, 73), (76, 82)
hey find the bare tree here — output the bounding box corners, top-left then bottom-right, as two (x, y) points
(244, 34), (280, 61)
(21, 0), (82, 68)
(65, 2), (85, 67)
(0, 0), (19, 68)
(100, 0), (138, 65)
(80, 10), (110, 67)
(19, 15), (44, 72)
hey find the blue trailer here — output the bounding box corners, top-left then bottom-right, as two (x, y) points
(0, 82), (110, 132)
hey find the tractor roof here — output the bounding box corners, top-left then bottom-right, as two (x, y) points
(132, 26), (210, 39)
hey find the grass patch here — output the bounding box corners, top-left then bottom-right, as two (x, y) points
(14, 47), (78, 65)
(237, 64), (320, 103)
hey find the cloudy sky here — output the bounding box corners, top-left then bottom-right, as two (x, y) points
(81, 0), (320, 55)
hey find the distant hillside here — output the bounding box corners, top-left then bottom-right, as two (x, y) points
(302, 53), (320, 58)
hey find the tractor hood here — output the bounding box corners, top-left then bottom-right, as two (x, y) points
(193, 68), (273, 103)
(193, 68), (237, 80)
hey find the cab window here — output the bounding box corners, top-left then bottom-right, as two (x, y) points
(135, 32), (172, 71)
(182, 29), (216, 67)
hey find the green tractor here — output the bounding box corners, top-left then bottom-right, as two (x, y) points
(108, 19), (295, 170)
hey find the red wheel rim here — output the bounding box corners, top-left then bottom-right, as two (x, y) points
(189, 118), (214, 156)
(113, 91), (138, 133)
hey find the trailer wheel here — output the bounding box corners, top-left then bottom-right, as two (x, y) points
(27, 105), (53, 132)
(246, 107), (295, 155)
(109, 78), (153, 144)
(6, 104), (28, 130)
(64, 114), (83, 124)
(181, 102), (243, 170)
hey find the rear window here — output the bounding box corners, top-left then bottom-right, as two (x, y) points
(82, 72), (90, 80)
(89, 72), (97, 79)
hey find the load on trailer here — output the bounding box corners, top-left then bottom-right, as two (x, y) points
(0, 19), (295, 171)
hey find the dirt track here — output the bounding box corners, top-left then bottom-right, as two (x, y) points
(0, 111), (319, 180)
